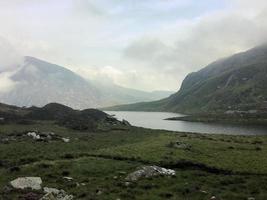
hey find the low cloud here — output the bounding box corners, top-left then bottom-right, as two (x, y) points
(0, 71), (18, 93)
(122, 3), (267, 89)
(0, 1), (267, 91)
(0, 37), (23, 92)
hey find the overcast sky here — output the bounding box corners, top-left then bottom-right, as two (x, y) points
(0, 0), (267, 92)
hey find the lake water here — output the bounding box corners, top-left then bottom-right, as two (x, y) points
(105, 111), (267, 135)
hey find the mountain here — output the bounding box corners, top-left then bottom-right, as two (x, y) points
(0, 57), (173, 109)
(92, 81), (173, 106)
(105, 44), (267, 114)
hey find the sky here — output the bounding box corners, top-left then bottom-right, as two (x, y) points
(0, 0), (267, 92)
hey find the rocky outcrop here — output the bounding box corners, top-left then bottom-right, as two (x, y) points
(126, 166), (175, 181)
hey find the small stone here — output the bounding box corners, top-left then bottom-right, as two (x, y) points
(63, 177), (73, 181)
(27, 132), (41, 140)
(125, 182), (131, 187)
(62, 138), (70, 143)
(40, 192), (57, 200)
(43, 187), (60, 195)
(96, 189), (102, 195)
(210, 196), (217, 200)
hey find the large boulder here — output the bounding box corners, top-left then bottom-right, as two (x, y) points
(126, 166), (175, 181)
(10, 177), (42, 190)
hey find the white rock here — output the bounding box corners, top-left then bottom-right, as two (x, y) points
(62, 138), (70, 143)
(44, 187), (60, 195)
(42, 188), (74, 200)
(63, 177), (73, 181)
(10, 177), (42, 190)
(126, 166), (175, 181)
(27, 132), (40, 140)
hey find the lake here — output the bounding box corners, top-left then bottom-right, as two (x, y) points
(105, 111), (267, 135)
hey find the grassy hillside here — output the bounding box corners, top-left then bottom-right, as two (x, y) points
(1, 121), (267, 199)
(105, 44), (267, 114)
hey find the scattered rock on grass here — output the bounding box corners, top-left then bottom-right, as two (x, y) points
(27, 132), (41, 140)
(10, 177), (42, 190)
(42, 187), (73, 200)
(168, 141), (191, 150)
(126, 166), (175, 181)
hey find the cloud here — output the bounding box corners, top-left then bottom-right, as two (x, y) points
(122, 1), (267, 89)
(0, 1), (266, 91)
(0, 37), (23, 71)
(0, 71), (18, 93)
(0, 37), (23, 92)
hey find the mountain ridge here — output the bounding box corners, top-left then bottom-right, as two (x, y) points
(0, 56), (173, 109)
(104, 44), (267, 114)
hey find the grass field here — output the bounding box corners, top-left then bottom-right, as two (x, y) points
(0, 122), (267, 199)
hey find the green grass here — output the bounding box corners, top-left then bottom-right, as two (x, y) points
(0, 122), (267, 199)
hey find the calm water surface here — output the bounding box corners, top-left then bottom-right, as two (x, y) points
(106, 111), (267, 135)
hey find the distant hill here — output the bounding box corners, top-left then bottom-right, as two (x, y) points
(0, 57), (173, 109)
(105, 44), (267, 114)
(93, 80), (173, 106)
(0, 102), (123, 130)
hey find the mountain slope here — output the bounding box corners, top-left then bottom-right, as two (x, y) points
(92, 81), (173, 106)
(0, 57), (172, 109)
(105, 44), (267, 113)
(0, 56), (103, 109)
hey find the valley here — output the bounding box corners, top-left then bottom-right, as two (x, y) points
(0, 102), (265, 199)
(1, 118), (267, 200)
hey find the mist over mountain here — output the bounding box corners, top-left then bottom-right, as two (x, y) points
(0, 57), (173, 109)
(105, 44), (267, 113)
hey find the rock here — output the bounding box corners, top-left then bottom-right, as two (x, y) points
(42, 188), (74, 200)
(40, 193), (57, 200)
(247, 198), (255, 200)
(126, 166), (175, 181)
(27, 132), (41, 140)
(210, 196), (217, 200)
(62, 138), (70, 143)
(122, 119), (131, 126)
(125, 182), (131, 187)
(168, 141), (191, 150)
(10, 177), (42, 190)
(63, 177), (73, 181)
(44, 187), (60, 195)
(96, 189), (103, 195)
